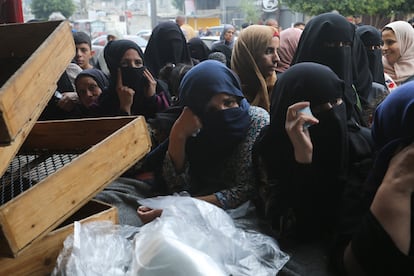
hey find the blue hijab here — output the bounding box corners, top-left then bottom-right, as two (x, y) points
(178, 60), (250, 192)
(368, 81), (414, 193)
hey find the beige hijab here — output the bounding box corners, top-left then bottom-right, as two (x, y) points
(382, 21), (414, 85)
(231, 25), (278, 111)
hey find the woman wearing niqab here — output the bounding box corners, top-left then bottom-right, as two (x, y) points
(144, 21), (193, 78)
(356, 25), (386, 86)
(257, 62), (349, 239)
(291, 12), (372, 125)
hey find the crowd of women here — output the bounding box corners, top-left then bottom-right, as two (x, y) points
(43, 12), (414, 275)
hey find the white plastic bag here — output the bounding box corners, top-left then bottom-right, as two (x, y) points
(132, 196), (289, 275)
(52, 221), (139, 276)
(53, 196), (289, 276)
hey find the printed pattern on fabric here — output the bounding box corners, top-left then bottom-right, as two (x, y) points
(163, 106), (269, 209)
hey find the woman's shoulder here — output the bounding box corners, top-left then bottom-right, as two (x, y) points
(248, 105), (270, 127)
(249, 105), (270, 119)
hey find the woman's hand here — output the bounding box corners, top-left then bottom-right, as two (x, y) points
(116, 68), (134, 115)
(171, 107), (203, 140)
(143, 68), (157, 98)
(137, 206), (163, 224)
(168, 107), (202, 172)
(285, 101), (319, 163)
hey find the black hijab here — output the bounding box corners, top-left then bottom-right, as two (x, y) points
(263, 62), (349, 237)
(187, 37), (211, 62)
(74, 68), (110, 116)
(104, 39), (144, 79)
(356, 25), (386, 86)
(103, 39), (159, 117)
(144, 21), (193, 77)
(292, 12), (372, 123)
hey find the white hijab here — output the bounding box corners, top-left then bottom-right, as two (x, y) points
(382, 21), (414, 85)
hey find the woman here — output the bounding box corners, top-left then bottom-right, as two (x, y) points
(211, 24), (236, 49)
(231, 24), (280, 112)
(256, 62), (348, 240)
(382, 21), (414, 86)
(187, 36), (211, 64)
(343, 81), (414, 275)
(292, 12), (372, 125)
(356, 25), (386, 86)
(144, 21), (193, 78)
(102, 39), (170, 118)
(275, 27), (303, 74)
(74, 68), (109, 117)
(356, 25), (389, 126)
(138, 60), (269, 222)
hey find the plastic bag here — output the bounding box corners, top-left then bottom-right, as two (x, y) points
(52, 221), (139, 276)
(132, 196), (289, 275)
(53, 196), (289, 275)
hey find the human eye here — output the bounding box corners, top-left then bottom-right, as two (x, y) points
(134, 60), (143, 67)
(223, 97), (238, 107)
(89, 84), (98, 91)
(265, 47), (275, 55)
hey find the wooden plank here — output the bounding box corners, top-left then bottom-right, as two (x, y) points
(20, 116), (137, 152)
(0, 20), (74, 144)
(0, 116), (151, 257)
(0, 200), (118, 276)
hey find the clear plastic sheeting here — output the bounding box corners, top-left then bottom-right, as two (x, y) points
(52, 221), (139, 276)
(53, 196), (289, 276)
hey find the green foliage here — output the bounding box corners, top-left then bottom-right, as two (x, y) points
(172, 0), (185, 12)
(31, 0), (75, 20)
(282, 0), (405, 16)
(240, 0), (261, 24)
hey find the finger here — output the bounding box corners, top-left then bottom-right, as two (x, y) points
(117, 68), (123, 89)
(287, 102), (309, 120)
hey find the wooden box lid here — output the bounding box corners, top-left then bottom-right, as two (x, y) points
(0, 116), (151, 257)
(0, 20), (74, 145)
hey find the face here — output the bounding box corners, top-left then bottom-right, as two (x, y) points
(120, 49), (143, 68)
(76, 76), (102, 108)
(311, 98), (343, 114)
(206, 93), (239, 113)
(382, 29), (401, 65)
(75, 43), (94, 70)
(223, 28), (235, 42)
(257, 36), (280, 78)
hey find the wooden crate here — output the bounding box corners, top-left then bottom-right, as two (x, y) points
(0, 199), (118, 276)
(0, 116), (151, 257)
(0, 20), (74, 145)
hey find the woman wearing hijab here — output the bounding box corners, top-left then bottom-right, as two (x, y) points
(382, 21), (414, 86)
(231, 24), (280, 112)
(211, 24), (236, 49)
(355, 25), (389, 126)
(187, 36), (211, 64)
(342, 81), (414, 275)
(137, 60), (269, 223)
(275, 27), (303, 74)
(144, 21), (193, 78)
(102, 39), (170, 118)
(74, 68), (109, 117)
(256, 62), (348, 241)
(356, 25), (386, 86)
(291, 12), (373, 126)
